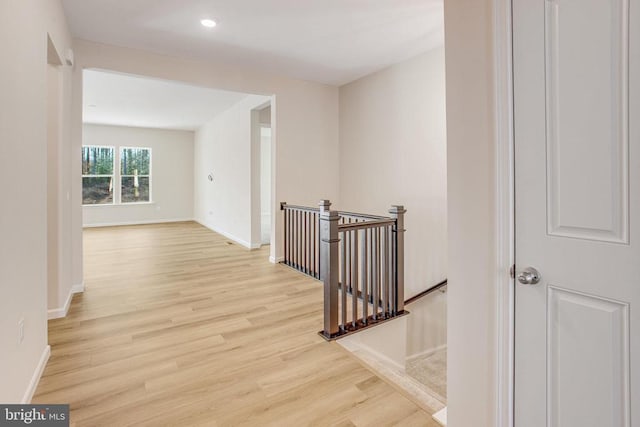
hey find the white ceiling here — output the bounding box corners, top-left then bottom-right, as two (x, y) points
(62, 0), (444, 86)
(83, 69), (250, 130)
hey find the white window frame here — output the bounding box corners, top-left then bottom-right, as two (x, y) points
(119, 146), (153, 205)
(81, 145), (115, 206)
(82, 145), (153, 206)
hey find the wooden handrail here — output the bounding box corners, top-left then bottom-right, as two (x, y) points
(338, 218), (396, 231)
(281, 202), (389, 221)
(404, 279), (448, 305)
(336, 210), (390, 221)
(280, 202), (319, 212)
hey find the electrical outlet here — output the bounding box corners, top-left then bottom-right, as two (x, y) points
(18, 318), (24, 344)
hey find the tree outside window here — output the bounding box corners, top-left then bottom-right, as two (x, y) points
(82, 146), (114, 205)
(120, 147), (151, 203)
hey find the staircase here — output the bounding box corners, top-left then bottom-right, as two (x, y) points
(282, 199), (448, 420)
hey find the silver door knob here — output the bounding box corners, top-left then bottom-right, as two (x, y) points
(517, 267), (541, 285)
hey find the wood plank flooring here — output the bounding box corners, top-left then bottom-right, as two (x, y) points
(33, 222), (437, 426)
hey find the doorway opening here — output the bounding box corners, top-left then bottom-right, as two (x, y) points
(255, 104), (272, 247)
(80, 69), (277, 260)
(46, 34), (74, 320)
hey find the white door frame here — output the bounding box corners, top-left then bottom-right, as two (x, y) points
(494, 0), (516, 426)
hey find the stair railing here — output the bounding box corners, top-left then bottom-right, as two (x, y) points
(280, 203), (321, 279)
(281, 200), (406, 339)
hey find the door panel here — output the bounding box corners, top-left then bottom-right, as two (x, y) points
(548, 287), (630, 426)
(545, 0), (629, 243)
(513, 0), (639, 425)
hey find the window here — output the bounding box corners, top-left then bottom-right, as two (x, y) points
(120, 147), (151, 203)
(82, 145), (152, 205)
(82, 146), (114, 205)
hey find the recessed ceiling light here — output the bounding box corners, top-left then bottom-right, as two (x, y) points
(201, 19), (217, 28)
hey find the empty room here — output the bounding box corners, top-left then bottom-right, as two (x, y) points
(2, 1), (638, 427)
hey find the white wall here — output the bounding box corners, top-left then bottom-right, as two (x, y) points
(47, 64), (62, 313)
(259, 106), (272, 126)
(338, 48), (447, 299)
(339, 316), (408, 372)
(193, 95), (270, 248)
(338, 48), (448, 364)
(82, 124), (194, 227)
(445, 0), (504, 426)
(260, 127), (272, 245)
(259, 106), (272, 243)
(72, 40), (341, 263)
(406, 289), (447, 359)
(0, 0), (73, 403)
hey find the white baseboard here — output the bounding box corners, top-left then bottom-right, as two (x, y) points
(48, 290), (73, 320)
(433, 407), (447, 426)
(196, 220), (259, 250)
(406, 344), (448, 363)
(48, 282), (84, 320)
(269, 256), (284, 264)
(83, 217), (194, 228)
(21, 345), (50, 404)
(71, 282), (85, 293)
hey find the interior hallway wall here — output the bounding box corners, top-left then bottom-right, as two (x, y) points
(445, 0), (502, 425)
(338, 47), (447, 299)
(406, 289), (447, 358)
(0, 0), (74, 403)
(194, 95), (270, 248)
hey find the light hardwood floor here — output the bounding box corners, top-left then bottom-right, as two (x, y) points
(34, 222), (438, 426)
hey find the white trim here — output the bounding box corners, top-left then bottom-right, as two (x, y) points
(406, 344), (447, 363)
(48, 290), (73, 320)
(115, 201), (153, 206)
(269, 255), (284, 264)
(71, 282), (85, 293)
(494, 0), (516, 426)
(82, 201), (116, 207)
(21, 345), (50, 404)
(83, 217), (194, 228)
(433, 407), (447, 426)
(48, 282), (85, 319)
(196, 220), (260, 250)
(83, 201), (156, 207)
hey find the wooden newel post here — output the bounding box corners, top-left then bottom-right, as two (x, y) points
(319, 199), (340, 338)
(389, 205), (406, 314)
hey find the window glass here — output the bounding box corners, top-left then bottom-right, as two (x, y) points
(120, 147), (151, 203)
(120, 148), (150, 175)
(82, 146), (114, 205)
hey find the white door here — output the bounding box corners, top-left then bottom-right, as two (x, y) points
(513, 0), (639, 426)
